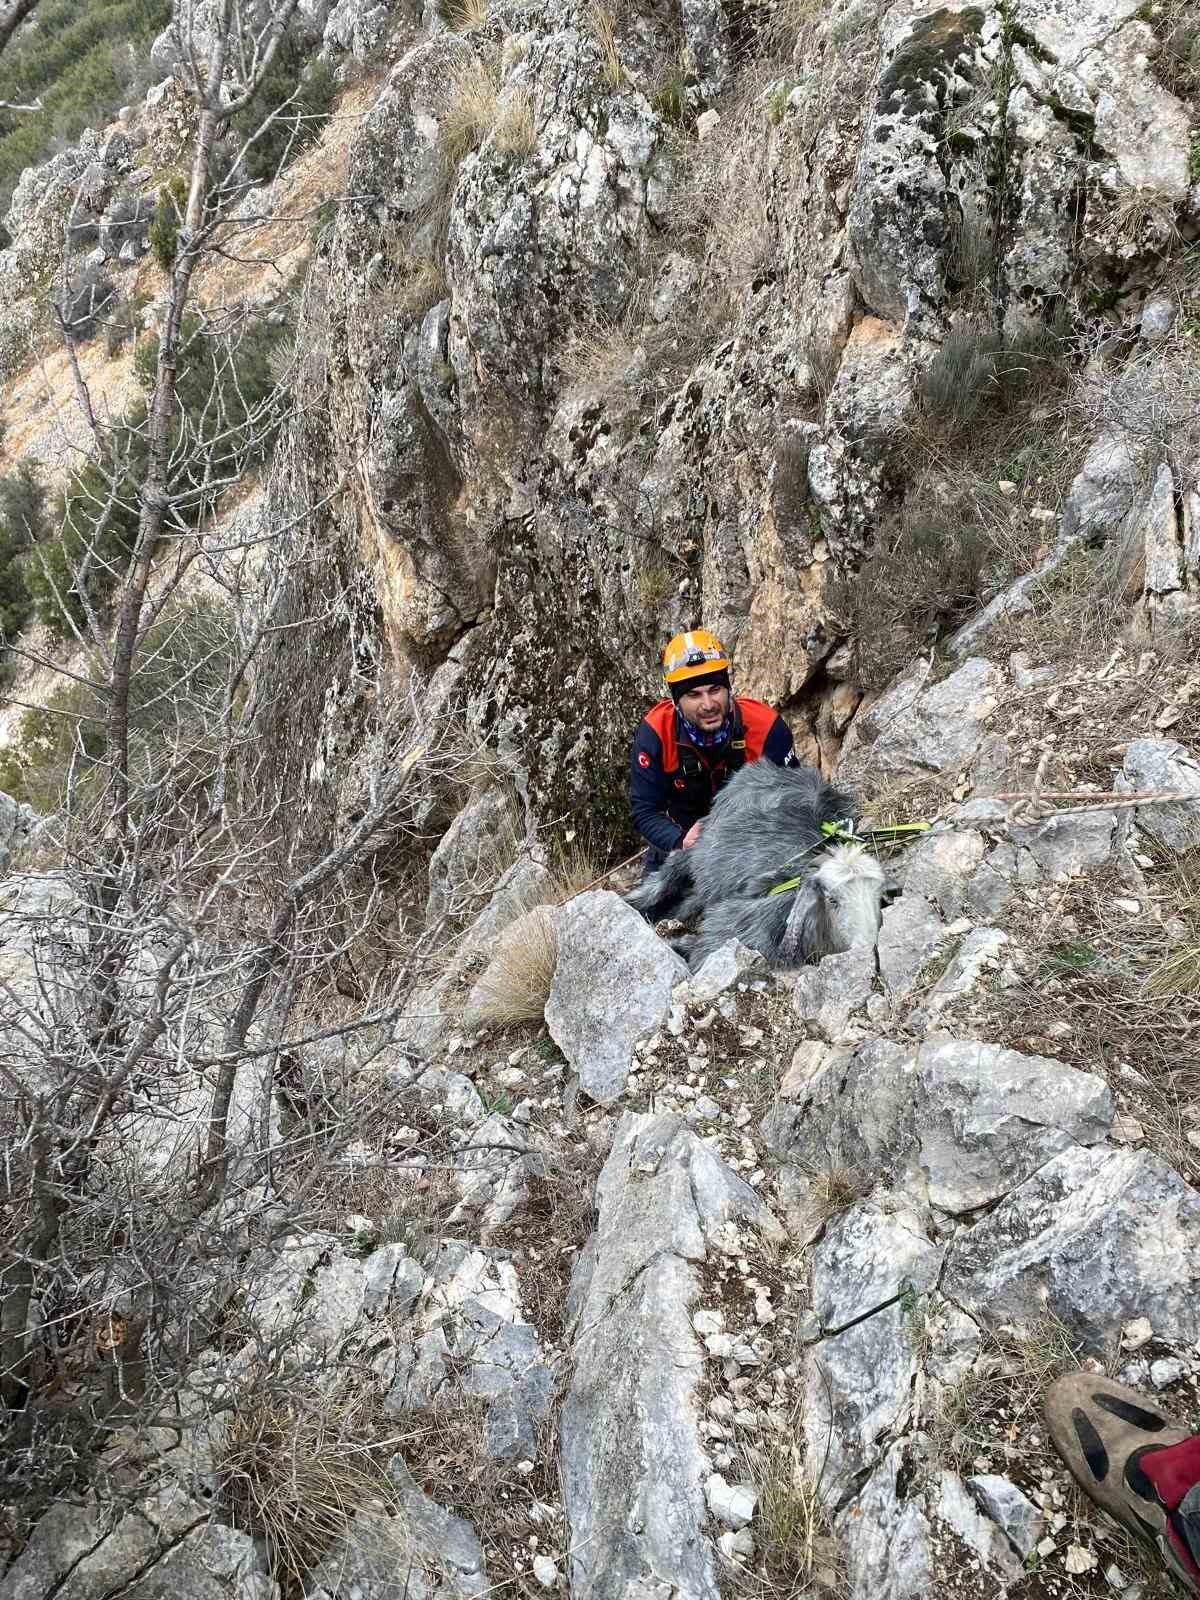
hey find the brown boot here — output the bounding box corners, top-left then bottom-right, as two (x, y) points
(1045, 1373), (1200, 1595)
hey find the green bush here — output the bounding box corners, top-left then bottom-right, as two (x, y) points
(0, 463), (47, 660)
(231, 49), (337, 183)
(27, 312), (288, 641)
(0, 0), (171, 227)
(0, 595), (231, 813)
(149, 175), (188, 273)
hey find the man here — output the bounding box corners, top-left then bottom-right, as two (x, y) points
(629, 629), (800, 873)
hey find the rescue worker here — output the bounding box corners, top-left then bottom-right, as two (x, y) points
(629, 629), (800, 873)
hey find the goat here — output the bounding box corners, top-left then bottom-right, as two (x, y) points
(625, 761), (888, 972)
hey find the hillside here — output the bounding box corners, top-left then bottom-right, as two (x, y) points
(2, 0), (1200, 1595)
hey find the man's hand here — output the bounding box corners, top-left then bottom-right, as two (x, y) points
(681, 821), (703, 849)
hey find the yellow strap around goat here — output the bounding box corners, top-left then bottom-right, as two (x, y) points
(766, 819), (932, 896)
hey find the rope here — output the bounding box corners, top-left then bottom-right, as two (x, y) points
(986, 751), (1199, 827)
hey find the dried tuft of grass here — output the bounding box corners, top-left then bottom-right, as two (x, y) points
(220, 1390), (402, 1593)
(466, 903), (558, 1026)
(587, 0), (625, 87)
(730, 1412), (846, 1598)
(494, 88), (536, 157)
(437, 0), (487, 30)
(441, 59), (499, 164)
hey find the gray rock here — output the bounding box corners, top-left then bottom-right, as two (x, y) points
(0, 1498), (268, 1600)
(876, 893), (945, 999)
(934, 1471), (1024, 1581)
(968, 1474), (1043, 1560)
(765, 1035), (1112, 1215)
(897, 828), (986, 920)
(921, 928), (1008, 1016)
(425, 787), (519, 925)
(792, 943), (877, 1039)
(362, 1245), (426, 1318)
(1122, 737), (1200, 851)
(839, 659), (1003, 788)
(385, 1455), (489, 1595)
(546, 891), (688, 1101)
(839, 1441), (933, 1600)
(561, 1112), (781, 1599)
(944, 1145), (1200, 1346)
(0, 790), (36, 874)
(805, 1199), (943, 1500)
(687, 937), (766, 1002)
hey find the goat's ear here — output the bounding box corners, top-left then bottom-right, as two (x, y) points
(781, 879), (829, 965)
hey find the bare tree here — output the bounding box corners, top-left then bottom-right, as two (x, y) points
(0, 0), (516, 1566)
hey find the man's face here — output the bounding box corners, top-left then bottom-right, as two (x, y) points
(677, 682), (731, 730)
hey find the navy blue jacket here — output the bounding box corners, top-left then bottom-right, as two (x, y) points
(630, 696), (798, 854)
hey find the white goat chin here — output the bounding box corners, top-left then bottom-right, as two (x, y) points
(808, 845), (887, 952)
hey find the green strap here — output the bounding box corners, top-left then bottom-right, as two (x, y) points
(766, 819), (931, 896)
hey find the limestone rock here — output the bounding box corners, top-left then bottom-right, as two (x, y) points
(944, 1145), (1200, 1346)
(1122, 737), (1200, 852)
(687, 938), (766, 1002)
(764, 1035), (1112, 1215)
(425, 787), (519, 925)
(546, 891), (688, 1101)
(561, 1112), (781, 1599)
(968, 1474), (1043, 1560)
(805, 1199), (943, 1500)
(792, 944), (877, 1040)
(839, 658), (1002, 787)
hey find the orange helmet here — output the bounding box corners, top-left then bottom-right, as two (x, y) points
(662, 629), (731, 686)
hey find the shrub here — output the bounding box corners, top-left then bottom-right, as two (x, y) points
(0, 595), (232, 812)
(915, 317), (1070, 444)
(494, 89), (536, 157)
(230, 47), (338, 183)
(0, 464), (48, 664)
(825, 483), (1003, 690)
(0, 0), (170, 221)
(28, 312), (287, 641)
(149, 175), (188, 274)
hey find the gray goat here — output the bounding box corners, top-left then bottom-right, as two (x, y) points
(625, 761), (887, 972)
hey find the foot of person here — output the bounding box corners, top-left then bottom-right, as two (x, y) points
(1045, 1372), (1200, 1594)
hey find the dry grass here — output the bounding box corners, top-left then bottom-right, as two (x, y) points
(388, 257), (447, 318)
(220, 1385), (404, 1595)
(928, 1315), (1084, 1474)
(393, 1397), (563, 1594)
(494, 88), (537, 157)
(984, 851), (1200, 1184)
(635, 560), (676, 608)
(465, 903), (558, 1026)
(587, 0), (625, 87)
(441, 59), (499, 164)
(1144, 849), (1200, 996)
(558, 314), (643, 395)
(437, 0), (487, 31)
(725, 1403), (847, 1599)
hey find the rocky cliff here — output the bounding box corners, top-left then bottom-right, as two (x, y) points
(4, 0), (1200, 1595)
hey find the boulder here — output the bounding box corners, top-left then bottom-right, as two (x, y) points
(561, 1112), (781, 1599)
(546, 891), (688, 1101)
(764, 1035), (1113, 1215)
(944, 1145), (1200, 1346)
(838, 658), (1003, 787)
(1122, 737), (1200, 852)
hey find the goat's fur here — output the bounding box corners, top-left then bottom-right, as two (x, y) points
(626, 762), (887, 972)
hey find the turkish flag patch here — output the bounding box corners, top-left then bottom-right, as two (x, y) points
(638, 752), (651, 768)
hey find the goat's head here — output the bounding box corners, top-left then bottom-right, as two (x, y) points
(780, 843), (887, 964)
(813, 844), (887, 952)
